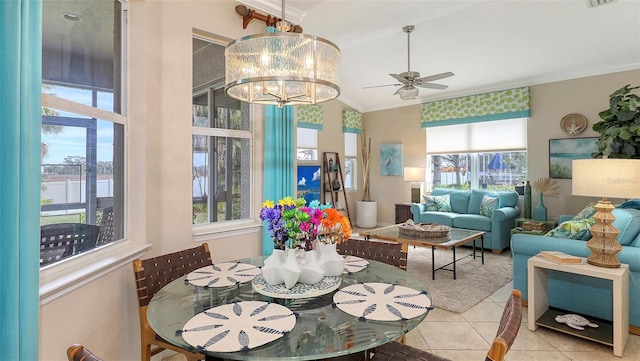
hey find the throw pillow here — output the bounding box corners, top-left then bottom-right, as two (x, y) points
(479, 195), (498, 217)
(423, 194), (452, 212)
(574, 202), (598, 220)
(545, 218), (596, 241)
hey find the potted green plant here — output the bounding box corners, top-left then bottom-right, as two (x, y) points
(356, 129), (377, 228)
(592, 84), (640, 159)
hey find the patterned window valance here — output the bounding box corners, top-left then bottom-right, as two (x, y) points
(296, 105), (323, 130)
(420, 87), (530, 128)
(342, 110), (362, 134)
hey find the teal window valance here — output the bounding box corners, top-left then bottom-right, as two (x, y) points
(342, 110), (362, 134)
(420, 86), (530, 128)
(296, 105), (323, 130)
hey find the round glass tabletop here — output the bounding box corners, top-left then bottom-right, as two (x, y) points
(146, 256), (431, 361)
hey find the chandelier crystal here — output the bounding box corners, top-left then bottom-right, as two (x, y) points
(225, 16), (340, 107)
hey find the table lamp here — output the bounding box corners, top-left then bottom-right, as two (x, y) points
(572, 158), (640, 268)
(404, 167), (426, 203)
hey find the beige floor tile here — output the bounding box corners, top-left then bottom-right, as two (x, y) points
(428, 349), (488, 359)
(509, 326), (557, 351)
(404, 328), (430, 351)
(424, 307), (466, 322)
(505, 350), (571, 360)
(416, 321), (489, 350)
(561, 350), (635, 361)
(487, 281), (515, 303)
(461, 300), (505, 322)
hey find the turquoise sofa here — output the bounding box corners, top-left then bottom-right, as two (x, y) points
(512, 207), (640, 331)
(410, 188), (520, 252)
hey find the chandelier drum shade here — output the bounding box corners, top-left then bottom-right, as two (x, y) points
(225, 31), (340, 107)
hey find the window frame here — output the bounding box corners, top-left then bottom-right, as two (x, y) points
(38, 0), (148, 306)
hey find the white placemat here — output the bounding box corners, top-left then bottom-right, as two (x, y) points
(333, 282), (432, 321)
(178, 301), (296, 352)
(187, 262), (261, 288)
(343, 256), (369, 274)
(252, 274), (342, 299)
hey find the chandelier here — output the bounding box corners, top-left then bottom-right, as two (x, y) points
(225, 2), (340, 108)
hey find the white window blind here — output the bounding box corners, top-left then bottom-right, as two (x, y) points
(426, 118), (527, 154)
(344, 132), (357, 157)
(297, 128), (318, 148)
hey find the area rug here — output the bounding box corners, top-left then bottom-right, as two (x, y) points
(405, 246), (513, 314)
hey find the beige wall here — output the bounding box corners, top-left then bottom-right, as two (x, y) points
(359, 69), (640, 225)
(37, 0), (640, 358)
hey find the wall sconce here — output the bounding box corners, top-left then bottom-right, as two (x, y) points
(404, 167), (426, 203)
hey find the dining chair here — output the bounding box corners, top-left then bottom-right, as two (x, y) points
(337, 237), (407, 270)
(370, 289), (523, 361)
(132, 243), (213, 361)
(96, 205), (114, 245)
(40, 223), (100, 266)
(66, 343), (102, 361)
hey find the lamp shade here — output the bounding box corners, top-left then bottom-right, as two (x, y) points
(404, 167), (426, 182)
(398, 86), (419, 100)
(572, 159), (640, 199)
(225, 32), (340, 107)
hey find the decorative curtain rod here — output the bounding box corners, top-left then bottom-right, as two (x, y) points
(235, 5), (303, 33)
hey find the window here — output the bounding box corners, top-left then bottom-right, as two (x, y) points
(40, 0), (126, 267)
(426, 118), (527, 191)
(192, 37), (253, 225)
(343, 132), (357, 189)
(297, 128), (318, 161)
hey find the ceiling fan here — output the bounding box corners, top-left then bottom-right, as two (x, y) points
(365, 25), (454, 100)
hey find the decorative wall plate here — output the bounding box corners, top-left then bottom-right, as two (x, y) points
(333, 282), (431, 321)
(187, 262), (261, 288)
(252, 274), (342, 299)
(560, 113), (588, 136)
(178, 301), (296, 352)
(343, 256), (369, 274)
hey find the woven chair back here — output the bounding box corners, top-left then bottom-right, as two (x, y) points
(337, 237), (407, 270)
(133, 243), (211, 307)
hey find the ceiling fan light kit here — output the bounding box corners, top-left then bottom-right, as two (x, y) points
(364, 25), (454, 100)
(225, 0), (340, 107)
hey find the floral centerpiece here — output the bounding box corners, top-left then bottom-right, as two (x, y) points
(259, 197), (352, 287)
(259, 197), (324, 250)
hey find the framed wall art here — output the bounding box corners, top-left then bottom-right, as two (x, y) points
(380, 143), (403, 176)
(297, 165), (322, 204)
(549, 137), (598, 179)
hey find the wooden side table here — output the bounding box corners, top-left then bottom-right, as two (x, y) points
(395, 203), (413, 224)
(527, 256), (629, 356)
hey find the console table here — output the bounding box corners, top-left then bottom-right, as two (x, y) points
(527, 256), (629, 356)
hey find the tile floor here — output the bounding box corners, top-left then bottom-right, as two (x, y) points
(163, 281), (640, 360)
(406, 281), (640, 360)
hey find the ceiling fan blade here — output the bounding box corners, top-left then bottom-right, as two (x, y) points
(389, 73), (410, 84)
(393, 87), (402, 96)
(363, 83), (402, 89)
(417, 71), (455, 83)
(416, 83), (449, 90)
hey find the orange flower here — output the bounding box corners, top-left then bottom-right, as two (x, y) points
(319, 208), (352, 244)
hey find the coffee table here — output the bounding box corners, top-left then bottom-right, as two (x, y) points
(360, 225), (485, 280)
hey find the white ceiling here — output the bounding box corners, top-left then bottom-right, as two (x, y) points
(240, 0), (640, 113)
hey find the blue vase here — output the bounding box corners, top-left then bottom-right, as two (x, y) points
(524, 181), (532, 219)
(533, 193), (547, 221)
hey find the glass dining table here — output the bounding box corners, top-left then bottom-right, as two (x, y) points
(146, 255), (432, 361)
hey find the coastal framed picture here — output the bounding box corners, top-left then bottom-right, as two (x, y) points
(380, 143), (403, 176)
(549, 137), (598, 179)
(296, 164), (322, 204)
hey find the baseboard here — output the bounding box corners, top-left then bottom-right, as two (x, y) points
(521, 299), (640, 336)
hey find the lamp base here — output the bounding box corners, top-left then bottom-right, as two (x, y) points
(586, 200), (621, 268)
(410, 188), (421, 203)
